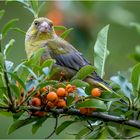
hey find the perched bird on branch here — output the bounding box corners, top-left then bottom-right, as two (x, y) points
(25, 17), (112, 91)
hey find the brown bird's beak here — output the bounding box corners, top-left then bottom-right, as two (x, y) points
(38, 22), (51, 33)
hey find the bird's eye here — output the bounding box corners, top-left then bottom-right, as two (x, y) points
(49, 22), (53, 28)
(34, 21), (39, 26)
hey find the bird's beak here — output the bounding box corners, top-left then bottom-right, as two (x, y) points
(38, 22), (51, 33)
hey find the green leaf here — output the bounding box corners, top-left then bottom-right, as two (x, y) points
(94, 25), (110, 78)
(66, 94), (75, 106)
(30, 0), (38, 12)
(0, 52), (4, 68)
(10, 84), (20, 100)
(21, 65), (38, 80)
(13, 111), (24, 121)
(2, 18), (19, 38)
(26, 48), (45, 68)
(8, 117), (37, 134)
(56, 121), (75, 135)
(76, 127), (91, 139)
(76, 99), (107, 111)
(71, 79), (89, 87)
(54, 26), (67, 31)
(4, 39), (15, 58)
(0, 72), (6, 88)
(60, 28), (73, 39)
(107, 126), (119, 138)
(72, 65), (95, 80)
(41, 59), (55, 75)
(8, 72), (27, 92)
(0, 10), (5, 20)
(11, 27), (26, 35)
(32, 117), (47, 134)
(130, 22), (140, 34)
(5, 60), (14, 72)
(131, 63), (140, 94)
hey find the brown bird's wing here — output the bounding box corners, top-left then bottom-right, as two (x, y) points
(44, 37), (112, 91)
(46, 37), (91, 71)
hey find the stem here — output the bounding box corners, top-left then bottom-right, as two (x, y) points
(27, 107), (140, 129)
(45, 117), (58, 139)
(0, 34), (14, 111)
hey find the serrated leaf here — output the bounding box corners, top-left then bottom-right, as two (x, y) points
(56, 121), (75, 135)
(4, 39), (15, 58)
(32, 117), (47, 134)
(60, 28), (73, 39)
(0, 10), (5, 20)
(131, 63), (140, 95)
(72, 65), (95, 80)
(2, 18), (19, 38)
(76, 99), (107, 111)
(54, 26), (67, 31)
(94, 25), (110, 78)
(8, 117), (37, 134)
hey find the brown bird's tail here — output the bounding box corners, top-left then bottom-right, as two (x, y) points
(85, 72), (113, 92)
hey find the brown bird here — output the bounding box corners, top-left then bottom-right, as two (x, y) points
(25, 17), (112, 91)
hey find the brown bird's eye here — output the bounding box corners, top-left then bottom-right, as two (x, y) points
(34, 21), (39, 26)
(49, 22), (53, 28)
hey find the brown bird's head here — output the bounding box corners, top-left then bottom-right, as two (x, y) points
(25, 17), (57, 58)
(26, 17), (56, 41)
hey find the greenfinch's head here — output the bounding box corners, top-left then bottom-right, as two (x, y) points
(26, 17), (56, 40)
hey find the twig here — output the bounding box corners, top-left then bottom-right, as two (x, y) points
(123, 134), (140, 139)
(26, 107), (140, 129)
(45, 116), (58, 139)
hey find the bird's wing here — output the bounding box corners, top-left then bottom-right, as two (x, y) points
(45, 37), (91, 71)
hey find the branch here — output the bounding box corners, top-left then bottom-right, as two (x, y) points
(27, 107), (140, 129)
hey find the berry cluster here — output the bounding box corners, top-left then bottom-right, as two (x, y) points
(17, 81), (102, 116)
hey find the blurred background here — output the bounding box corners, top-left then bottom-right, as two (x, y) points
(0, 1), (140, 139)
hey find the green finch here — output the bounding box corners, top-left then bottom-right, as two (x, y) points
(25, 17), (112, 91)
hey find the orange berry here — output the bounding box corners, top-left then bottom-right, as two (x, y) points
(80, 108), (88, 115)
(34, 91), (40, 97)
(47, 92), (58, 101)
(91, 88), (101, 97)
(57, 99), (66, 108)
(65, 91), (69, 96)
(65, 84), (72, 91)
(31, 97), (41, 107)
(47, 101), (55, 108)
(40, 87), (47, 93)
(65, 84), (76, 93)
(34, 111), (46, 117)
(88, 108), (96, 114)
(56, 88), (66, 97)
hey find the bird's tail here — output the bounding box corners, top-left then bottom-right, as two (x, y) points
(85, 72), (112, 92)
